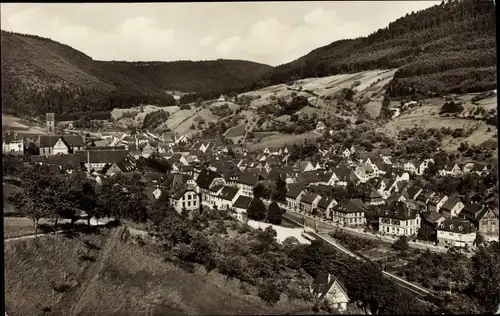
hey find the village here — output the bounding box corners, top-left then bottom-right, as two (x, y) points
(4, 112), (498, 250)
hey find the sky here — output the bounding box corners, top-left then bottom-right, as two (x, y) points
(1, 2), (438, 66)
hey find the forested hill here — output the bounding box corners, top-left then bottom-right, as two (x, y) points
(246, 0), (496, 98)
(0, 31), (272, 116)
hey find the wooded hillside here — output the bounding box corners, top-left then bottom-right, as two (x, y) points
(0, 31), (271, 116)
(247, 0), (496, 98)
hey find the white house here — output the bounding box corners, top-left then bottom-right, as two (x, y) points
(285, 184), (306, 212)
(214, 185), (241, 210)
(379, 202), (421, 237)
(310, 272), (350, 312)
(439, 163), (463, 177)
(232, 195), (253, 221)
(439, 197), (465, 219)
(315, 121), (327, 134)
(170, 187), (200, 214)
(436, 219), (476, 248)
(2, 136), (24, 155)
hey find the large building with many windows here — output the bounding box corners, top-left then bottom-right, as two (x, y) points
(379, 201), (421, 237)
(170, 187), (200, 214)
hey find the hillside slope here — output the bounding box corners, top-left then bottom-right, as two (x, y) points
(247, 0), (496, 98)
(4, 228), (310, 316)
(0, 31), (272, 116)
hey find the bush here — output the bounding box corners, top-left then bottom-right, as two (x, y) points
(440, 101), (464, 114)
(142, 110), (169, 129)
(392, 236), (410, 251)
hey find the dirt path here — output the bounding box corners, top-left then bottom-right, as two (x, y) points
(68, 227), (125, 316)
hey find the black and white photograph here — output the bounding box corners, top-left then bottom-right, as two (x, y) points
(1, 1), (498, 315)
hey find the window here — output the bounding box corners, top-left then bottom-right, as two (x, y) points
(188, 201), (191, 207)
(182, 202), (185, 208)
(386, 227), (390, 233)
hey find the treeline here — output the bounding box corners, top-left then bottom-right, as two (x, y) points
(2, 79), (176, 117)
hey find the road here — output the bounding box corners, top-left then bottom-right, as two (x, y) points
(283, 214), (433, 298)
(4, 217), (114, 242)
(284, 209), (447, 253)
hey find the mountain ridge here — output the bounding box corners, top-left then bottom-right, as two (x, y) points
(0, 30), (272, 116)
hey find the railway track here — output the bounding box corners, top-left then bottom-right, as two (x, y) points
(282, 214), (432, 298)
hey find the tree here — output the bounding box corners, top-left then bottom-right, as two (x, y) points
(267, 201), (285, 225)
(392, 236), (410, 251)
(470, 241), (500, 313)
(247, 197), (267, 221)
(25, 142), (40, 155)
(272, 178), (287, 202)
(9, 165), (56, 236)
(216, 255), (246, 286)
(258, 278), (283, 306)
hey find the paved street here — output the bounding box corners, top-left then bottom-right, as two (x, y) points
(284, 209), (448, 253)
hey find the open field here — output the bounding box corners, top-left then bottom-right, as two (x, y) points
(4, 227), (312, 316)
(247, 131), (321, 150)
(378, 96), (497, 151)
(2, 114), (47, 135)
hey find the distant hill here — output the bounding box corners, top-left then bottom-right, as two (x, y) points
(0, 31), (272, 116)
(245, 0), (496, 98)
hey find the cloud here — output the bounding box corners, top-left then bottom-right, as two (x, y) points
(3, 8), (174, 61)
(199, 35), (214, 47)
(214, 8), (352, 65)
(215, 36), (242, 55)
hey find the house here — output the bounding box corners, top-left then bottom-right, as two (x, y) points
(170, 186), (200, 214)
(331, 199), (366, 227)
(135, 134), (150, 147)
(237, 170), (266, 198)
(470, 163), (489, 176)
(439, 163), (463, 177)
(216, 185), (241, 210)
(404, 186), (423, 200)
(310, 272), (350, 312)
(191, 139), (213, 153)
(317, 195), (337, 219)
(415, 190), (436, 209)
(195, 169), (226, 202)
(315, 121), (327, 134)
(285, 184), (306, 212)
(403, 159), (434, 175)
(299, 192), (322, 215)
(232, 195), (253, 221)
(140, 144), (156, 158)
(79, 150), (131, 172)
(218, 94), (228, 102)
(330, 167), (359, 186)
(39, 135), (84, 155)
(293, 160), (318, 173)
(367, 189), (384, 206)
(379, 202), (421, 237)
(439, 197), (465, 219)
(105, 157), (137, 176)
(2, 133), (24, 155)
(428, 195), (449, 213)
(436, 219), (476, 248)
(458, 204), (499, 239)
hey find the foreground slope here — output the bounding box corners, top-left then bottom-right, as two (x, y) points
(4, 228), (310, 316)
(247, 0), (496, 98)
(0, 31), (272, 116)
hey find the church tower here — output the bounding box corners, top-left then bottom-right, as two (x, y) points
(46, 113), (55, 134)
